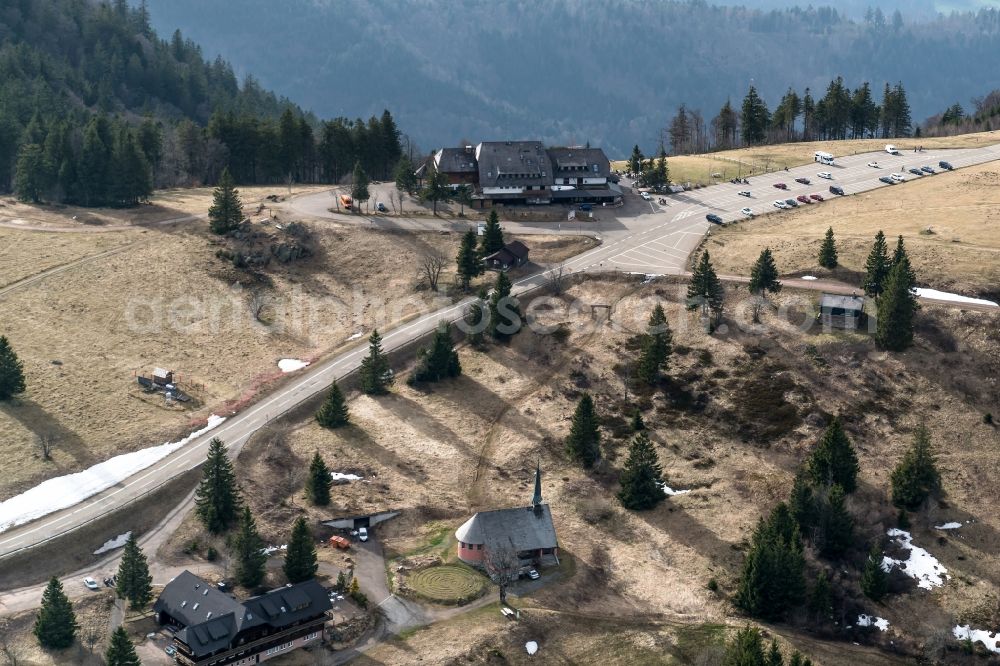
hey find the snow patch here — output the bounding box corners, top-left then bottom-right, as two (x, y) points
(881, 528), (949, 590)
(0, 415), (226, 534)
(278, 358), (310, 372)
(347, 331), (365, 341)
(330, 472), (363, 482)
(935, 522), (962, 530)
(261, 544), (287, 556)
(525, 641), (538, 655)
(801, 275), (819, 280)
(641, 274), (661, 284)
(657, 481), (691, 496)
(913, 288), (998, 307)
(857, 614), (890, 632)
(93, 531), (132, 556)
(953, 625), (1000, 654)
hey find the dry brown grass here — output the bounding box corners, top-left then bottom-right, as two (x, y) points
(705, 162), (1000, 298)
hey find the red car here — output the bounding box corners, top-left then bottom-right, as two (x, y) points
(809, 193), (824, 202)
(796, 195), (812, 204)
(773, 183), (788, 190)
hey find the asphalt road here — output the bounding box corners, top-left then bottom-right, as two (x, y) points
(1, 144), (997, 562)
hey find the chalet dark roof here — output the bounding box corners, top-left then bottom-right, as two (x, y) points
(546, 147), (611, 177)
(455, 503), (557, 553)
(477, 141), (552, 188)
(484, 241), (529, 265)
(820, 293), (864, 311)
(435, 147), (478, 174)
(154, 571), (243, 629)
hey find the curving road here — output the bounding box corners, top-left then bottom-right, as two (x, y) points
(0, 144), (997, 562)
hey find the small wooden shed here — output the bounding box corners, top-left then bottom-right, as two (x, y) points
(820, 293), (865, 330)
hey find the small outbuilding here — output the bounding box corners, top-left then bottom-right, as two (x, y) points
(819, 293), (866, 330)
(484, 241), (530, 271)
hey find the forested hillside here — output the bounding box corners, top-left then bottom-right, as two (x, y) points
(141, 0), (1000, 156)
(0, 0), (403, 205)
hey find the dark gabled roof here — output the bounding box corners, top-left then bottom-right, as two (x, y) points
(484, 241), (529, 265)
(242, 579), (331, 631)
(455, 503), (557, 553)
(477, 141), (552, 188)
(820, 293), (864, 312)
(546, 147), (611, 178)
(435, 148), (478, 174)
(154, 571), (244, 629)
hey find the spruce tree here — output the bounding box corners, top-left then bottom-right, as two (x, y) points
(818, 227), (838, 269)
(617, 431), (665, 510)
(359, 330), (393, 394)
(351, 161), (370, 211)
(807, 417), (859, 493)
(104, 626), (140, 666)
(305, 451), (333, 506)
(393, 154), (417, 194)
(891, 235), (917, 288)
(231, 506), (267, 588)
(489, 271), (521, 339)
(456, 228), (481, 291)
(283, 517), (318, 584)
(735, 505), (805, 620)
(722, 625), (766, 666)
(34, 577), (77, 649)
(861, 230), (890, 299)
(194, 437), (242, 534)
(808, 569), (833, 619)
(789, 468), (817, 536)
(875, 259), (918, 352)
(464, 287), (488, 347)
(766, 639), (784, 666)
(748, 248), (782, 299)
(0, 335), (27, 401)
(636, 304), (672, 385)
(818, 484), (854, 559)
(686, 251), (725, 330)
(411, 325), (461, 383)
(480, 209), (505, 257)
(208, 167), (242, 235)
(316, 380), (349, 428)
(631, 409), (646, 432)
(15, 143), (47, 203)
(860, 541), (888, 602)
(565, 393), (601, 468)
(890, 423), (941, 510)
(115, 532), (152, 610)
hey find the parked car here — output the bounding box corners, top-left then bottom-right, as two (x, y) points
(829, 185), (845, 195)
(785, 198), (798, 207)
(165, 645), (177, 656)
(640, 192), (652, 201)
(103, 576), (116, 588)
(920, 166), (935, 174)
(358, 527), (369, 542)
(737, 190), (751, 197)
(579, 203), (593, 211)
(527, 569), (540, 580)
(867, 161), (880, 168)
(706, 213), (723, 225)
(773, 183), (788, 190)
(908, 168), (924, 176)
(809, 194), (824, 202)
(794, 177), (811, 185)
(939, 160), (954, 170)
(740, 207), (754, 218)
(796, 195), (811, 204)
(83, 577), (100, 591)
(817, 171), (833, 179)
(375, 201), (388, 213)
(890, 173), (905, 182)
(773, 200), (788, 209)
(879, 176), (895, 185)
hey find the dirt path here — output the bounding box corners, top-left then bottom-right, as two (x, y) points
(0, 242), (140, 298)
(0, 214), (202, 234)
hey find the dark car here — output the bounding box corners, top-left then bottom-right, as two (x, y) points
(796, 195), (811, 204)
(773, 183), (788, 190)
(829, 185), (845, 195)
(579, 203), (593, 212)
(785, 198), (798, 207)
(921, 166), (935, 174)
(908, 168), (924, 176)
(809, 193), (824, 202)
(879, 176), (895, 184)
(794, 177), (811, 185)
(706, 213), (723, 225)
(939, 161), (954, 170)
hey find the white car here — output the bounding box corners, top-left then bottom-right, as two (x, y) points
(740, 207), (754, 218)
(773, 200), (788, 209)
(358, 527), (369, 542)
(817, 172), (833, 179)
(890, 172), (905, 182)
(640, 192), (652, 201)
(867, 161), (879, 168)
(527, 569), (540, 580)
(83, 577), (100, 591)
(737, 190), (751, 197)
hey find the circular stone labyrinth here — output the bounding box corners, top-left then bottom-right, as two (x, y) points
(408, 564), (487, 604)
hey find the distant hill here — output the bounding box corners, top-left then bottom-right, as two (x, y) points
(141, 0), (1000, 157)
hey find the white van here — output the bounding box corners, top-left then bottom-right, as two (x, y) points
(814, 151), (834, 165)
(885, 144), (900, 155)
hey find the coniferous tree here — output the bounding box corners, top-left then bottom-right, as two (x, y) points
(464, 287), (488, 347)
(808, 569), (833, 620)
(283, 517), (318, 584)
(627, 145), (644, 176)
(316, 380), (349, 428)
(115, 532), (152, 610)
(686, 250), (725, 330)
(359, 330), (393, 394)
(565, 393), (601, 468)
(617, 431), (664, 510)
(741, 85), (771, 145)
(480, 209), (505, 257)
(861, 230), (890, 299)
(34, 577), (77, 649)
(807, 417), (859, 493)
(789, 467), (818, 536)
(890, 235), (917, 289)
(14, 143), (47, 203)
(722, 625), (767, 666)
(456, 228), (481, 291)
(818, 227), (838, 269)
(736, 503), (805, 620)
(890, 423), (941, 510)
(420, 168), (450, 214)
(208, 167), (242, 235)
(194, 437), (242, 534)
(875, 259), (918, 352)
(766, 639), (784, 666)
(231, 506), (267, 588)
(631, 409), (646, 432)
(0, 335), (27, 401)
(393, 154), (417, 194)
(305, 451), (333, 506)
(351, 161), (370, 211)
(411, 325), (461, 383)
(488, 271), (521, 340)
(636, 304), (672, 385)
(860, 541), (888, 602)
(748, 248), (782, 299)
(818, 484), (854, 559)
(104, 626), (140, 666)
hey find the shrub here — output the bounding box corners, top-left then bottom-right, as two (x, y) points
(985, 412), (994, 425)
(206, 546), (218, 562)
(707, 578), (719, 592)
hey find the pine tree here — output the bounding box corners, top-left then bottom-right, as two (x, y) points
(686, 250), (725, 330)
(489, 271), (521, 339)
(14, 143), (48, 203)
(617, 431), (664, 510)
(0, 335), (27, 401)
(194, 437), (242, 534)
(890, 423), (941, 510)
(875, 259), (918, 352)
(818, 484), (854, 559)
(283, 517), (318, 584)
(231, 506), (267, 588)
(464, 287), (488, 347)
(808, 569), (833, 619)
(104, 626), (140, 666)
(749, 248), (782, 298)
(818, 227), (838, 269)
(807, 417), (859, 493)
(636, 304), (672, 385)
(565, 393), (601, 469)
(115, 532), (152, 610)
(789, 467), (818, 536)
(208, 167), (243, 235)
(359, 330), (393, 394)
(305, 451), (333, 506)
(741, 85), (771, 145)
(631, 409), (646, 432)
(766, 639), (784, 666)
(456, 228), (481, 291)
(34, 577), (78, 649)
(735, 505), (805, 620)
(480, 209), (505, 257)
(861, 230), (890, 299)
(411, 325), (461, 383)
(627, 145), (644, 176)
(316, 380), (349, 428)
(722, 625), (767, 666)
(393, 154), (417, 194)
(351, 161), (370, 211)
(890, 235), (917, 289)
(860, 541), (888, 602)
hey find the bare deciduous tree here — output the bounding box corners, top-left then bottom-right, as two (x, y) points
(546, 265), (567, 296)
(0, 618), (25, 666)
(483, 540), (519, 604)
(37, 433), (57, 461)
(419, 252), (446, 292)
